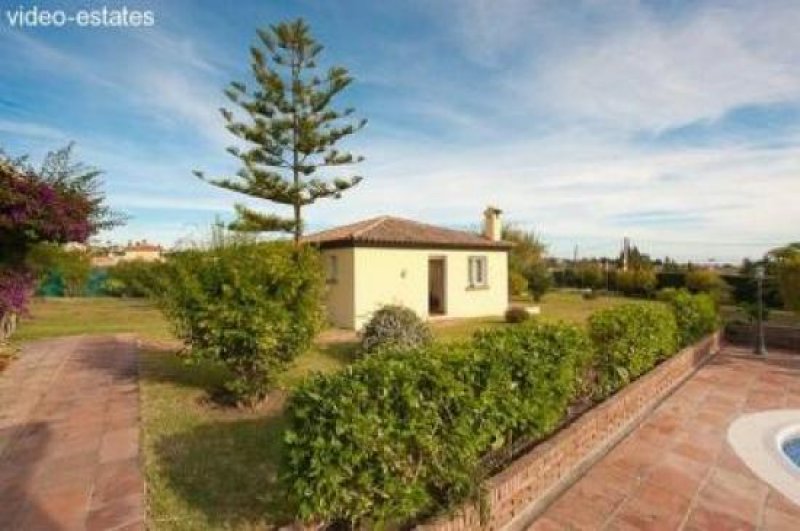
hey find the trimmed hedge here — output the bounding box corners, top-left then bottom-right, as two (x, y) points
(658, 288), (719, 347)
(588, 303), (678, 397)
(285, 301), (717, 525)
(283, 321), (592, 525)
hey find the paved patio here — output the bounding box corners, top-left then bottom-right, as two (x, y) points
(0, 335), (144, 530)
(530, 346), (800, 530)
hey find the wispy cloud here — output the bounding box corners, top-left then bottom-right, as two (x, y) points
(0, 119), (67, 141)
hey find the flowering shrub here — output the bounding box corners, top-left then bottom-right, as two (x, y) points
(0, 167), (93, 247)
(0, 149), (113, 340)
(0, 269), (34, 316)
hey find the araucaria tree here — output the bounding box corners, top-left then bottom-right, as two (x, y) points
(195, 19), (366, 243)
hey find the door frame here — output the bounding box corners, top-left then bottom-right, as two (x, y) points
(428, 256), (447, 316)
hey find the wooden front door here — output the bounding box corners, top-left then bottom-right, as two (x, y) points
(428, 258), (446, 315)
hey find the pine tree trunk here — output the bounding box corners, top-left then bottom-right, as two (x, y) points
(292, 55), (302, 246)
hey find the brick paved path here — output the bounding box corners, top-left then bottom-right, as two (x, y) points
(0, 335), (144, 530)
(530, 346), (800, 530)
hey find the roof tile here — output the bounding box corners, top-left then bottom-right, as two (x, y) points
(303, 216), (512, 249)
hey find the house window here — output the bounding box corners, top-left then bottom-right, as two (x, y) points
(326, 255), (338, 284)
(468, 256), (488, 288)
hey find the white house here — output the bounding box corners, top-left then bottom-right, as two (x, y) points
(304, 207), (511, 329)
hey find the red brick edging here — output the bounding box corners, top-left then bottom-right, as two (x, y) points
(417, 331), (722, 531)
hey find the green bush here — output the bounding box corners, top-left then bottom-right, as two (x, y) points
(284, 321), (592, 525)
(614, 269), (657, 297)
(658, 288), (719, 346)
(576, 263), (605, 290)
(105, 259), (163, 297)
(776, 253), (800, 314)
(588, 303), (678, 397)
(582, 289), (599, 300)
(153, 241), (324, 405)
(685, 269), (729, 303)
(504, 306), (531, 323)
(26, 243), (92, 297)
(508, 270), (528, 298)
(525, 262), (552, 302)
(359, 305), (432, 355)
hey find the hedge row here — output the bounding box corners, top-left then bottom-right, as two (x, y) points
(554, 268), (783, 307)
(588, 304), (677, 397)
(284, 295), (717, 525)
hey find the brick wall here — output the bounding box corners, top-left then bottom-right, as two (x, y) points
(417, 332), (721, 531)
(725, 323), (800, 353)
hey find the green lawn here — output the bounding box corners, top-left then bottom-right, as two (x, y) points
(13, 292), (659, 529)
(14, 297), (173, 342)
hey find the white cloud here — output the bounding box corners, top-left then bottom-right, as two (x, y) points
(0, 119), (68, 141)
(529, 2), (800, 131)
(441, 0), (800, 132)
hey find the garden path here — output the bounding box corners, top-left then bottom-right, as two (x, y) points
(0, 335), (144, 530)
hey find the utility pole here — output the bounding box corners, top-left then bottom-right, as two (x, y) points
(622, 237), (630, 272)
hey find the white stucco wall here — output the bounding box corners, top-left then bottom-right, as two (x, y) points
(320, 246), (508, 329)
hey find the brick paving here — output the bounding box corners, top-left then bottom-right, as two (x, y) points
(530, 346), (800, 530)
(0, 335), (144, 530)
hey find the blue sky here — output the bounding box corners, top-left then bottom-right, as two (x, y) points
(1, 0), (799, 262)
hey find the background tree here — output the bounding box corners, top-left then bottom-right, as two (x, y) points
(502, 225), (551, 300)
(195, 19), (366, 243)
(770, 243), (800, 314)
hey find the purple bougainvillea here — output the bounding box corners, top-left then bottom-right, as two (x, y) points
(0, 269), (34, 316)
(0, 168), (93, 244)
(0, 160), (96, 326)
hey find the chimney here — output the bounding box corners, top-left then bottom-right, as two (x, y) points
(483, 206), (502, 241)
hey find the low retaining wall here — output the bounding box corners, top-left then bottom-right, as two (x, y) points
(725, 322), (800, 353)
(418, 331), (722, 531)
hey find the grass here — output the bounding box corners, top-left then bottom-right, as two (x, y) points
(13, 292), (660, 529)
(140, 349), (290, 530)
(14, 297), (173, 342)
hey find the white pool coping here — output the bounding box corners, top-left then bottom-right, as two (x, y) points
(727, 409), (800, 506)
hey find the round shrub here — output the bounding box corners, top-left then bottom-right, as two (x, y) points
(588, 303), (678, 397)
(614, 269), (658, 297)
(582, 289), (599, 300)
(359, 305), (432, 355)
(153, 241), (324, 405)
(504, 306), (531, 323)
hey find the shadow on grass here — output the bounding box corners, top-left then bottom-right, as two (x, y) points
(316, 340), (359, 364)
(140, 347), (231, 393)
(151, 413), (292, 528)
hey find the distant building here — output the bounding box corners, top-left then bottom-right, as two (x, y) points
(90, 240), (164, 267)
(121, 241), (163, 262)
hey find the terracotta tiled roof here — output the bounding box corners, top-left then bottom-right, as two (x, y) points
(125, 244), (162, 252)
(302, 216), (512, 250)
